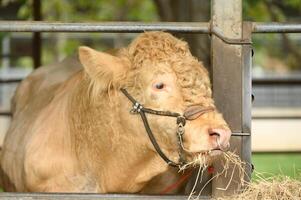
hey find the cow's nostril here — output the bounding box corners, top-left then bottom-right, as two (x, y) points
(208, 129), (221, 137)
(208, 128), (231, 151)
(209, 132), (220, 137)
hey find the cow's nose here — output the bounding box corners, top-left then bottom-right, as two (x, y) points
(208, 128), (231, 151)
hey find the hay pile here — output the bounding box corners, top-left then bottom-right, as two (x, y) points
(185, 151), (301, 200)
(215, 152), (301, 200)
(218, 174), (301, 200)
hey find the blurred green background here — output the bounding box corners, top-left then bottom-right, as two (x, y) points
(252, 153), (301, 179)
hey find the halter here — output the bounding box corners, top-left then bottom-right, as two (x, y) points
(120, 88), (215, 168)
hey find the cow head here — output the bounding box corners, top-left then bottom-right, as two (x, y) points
(78, 32), (231, 167)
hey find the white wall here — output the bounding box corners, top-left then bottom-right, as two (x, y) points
(252, 108), (301, 152)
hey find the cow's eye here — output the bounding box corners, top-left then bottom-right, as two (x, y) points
(153, 82), (165, 90)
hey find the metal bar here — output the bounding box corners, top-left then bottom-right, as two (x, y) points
(252, 78), (301, 85)
(211, 26), (252, 44)
(241, 22), (253, 185)
(253, 22), (301, 33)
(0, 193), (210, 200)
(0, 21), (301, 33)
(3, 78), (301, 85)
(0, 112), (12, 116)
(0, 79), (22, 83)
(211, 0), (252, 197)
(0, 21), (210, 33)
(231, 132), (251, 136)
(32, 0), (42, 68)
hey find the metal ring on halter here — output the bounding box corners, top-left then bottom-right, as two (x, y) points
(216, 137), (230, 152)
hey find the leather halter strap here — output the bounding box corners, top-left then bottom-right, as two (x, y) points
(120, 88), (214, 168)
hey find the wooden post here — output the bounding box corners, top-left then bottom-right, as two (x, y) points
(211, 0), (252, 197)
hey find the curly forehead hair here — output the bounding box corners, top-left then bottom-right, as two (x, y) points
(125, 32), (214, 107)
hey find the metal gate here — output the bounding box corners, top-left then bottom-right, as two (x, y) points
(0, 0), (300, 199)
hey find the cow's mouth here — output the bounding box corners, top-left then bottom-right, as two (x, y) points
(198, 149), (223, 156)
(208, 149), (224, 156)
(181, 137), (230, 164)
(179, 151), (217, 170)
(182, 148), (226, 168)
(185, 148), (223, 156)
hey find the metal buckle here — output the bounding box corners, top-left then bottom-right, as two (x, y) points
(176, 116), (186, 126)
(176, 122), (187, 166)
(177, 123), (185, 137)
(130, 102), (143, 114)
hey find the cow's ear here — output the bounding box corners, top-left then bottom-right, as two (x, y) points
(78, 46), (126, 91)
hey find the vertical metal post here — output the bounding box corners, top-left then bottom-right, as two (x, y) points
(211, 0), (252, 197)
(32, 0), (42, 68)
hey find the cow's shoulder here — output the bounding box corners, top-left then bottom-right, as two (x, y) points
(11, 56), (82, 115)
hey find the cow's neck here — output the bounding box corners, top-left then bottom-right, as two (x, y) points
(68, 74), (170, 193)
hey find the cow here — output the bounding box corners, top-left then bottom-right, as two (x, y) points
(0, 32), (231, 193)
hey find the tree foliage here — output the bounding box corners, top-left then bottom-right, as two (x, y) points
(243, 0), (301, 71)
(17, 0), (158, 21)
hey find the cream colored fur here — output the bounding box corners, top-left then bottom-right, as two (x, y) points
(0, 32), (230, 193)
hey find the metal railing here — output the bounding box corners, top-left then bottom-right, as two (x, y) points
(253, 77), (301, 85)
(0, 21), (209, 33)
(0, 21), (300, 33)
(1, 21), (301, 119)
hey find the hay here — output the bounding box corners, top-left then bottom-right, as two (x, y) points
(215, 152), (301, 200)
(216, 174), (301, 200)
(186, 151), (301, 200)
(185, 151), (248, 200)
(215, 151), (248, 191)
(179, 153), (209, 172)
(215, 172), (301, 200)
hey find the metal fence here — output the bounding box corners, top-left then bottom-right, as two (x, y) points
(253, 77), (301, 109)
(0, 21), (300, 33)
(0, 0), (300, 199)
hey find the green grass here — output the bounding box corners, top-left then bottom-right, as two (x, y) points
(252, 152), (301, 179)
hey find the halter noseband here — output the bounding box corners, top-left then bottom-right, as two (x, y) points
(120, 88), (215, 168)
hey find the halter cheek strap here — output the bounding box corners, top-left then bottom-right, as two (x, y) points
(120, 88), (214, 168)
